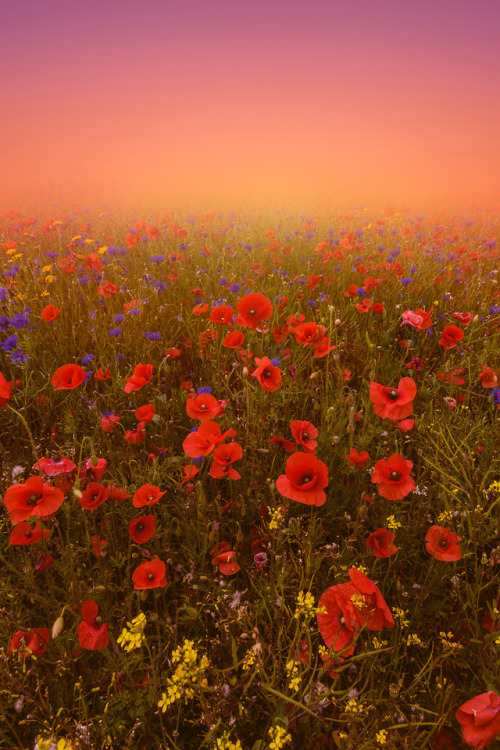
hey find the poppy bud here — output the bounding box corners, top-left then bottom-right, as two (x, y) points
(242, 367), (249, 378)
(52, 616), (65, 639)
(335, 319), (341, 326)
(347, 423), (355, 435)
(389, 683), (400, 699)
(472, 315), (479, 324)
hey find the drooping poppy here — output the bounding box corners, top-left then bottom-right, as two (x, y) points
(276, 451), (329, 507)
(9, 628), (50, 658)
(369, 377), (417, 421)
(132, 559), (167, 589)
(9, 521), (51, 545)
(135, 404), (155, 422)
(222, 330), (244, 349)
(0, 370), (12, 406)
(208, 304), (234, 326)
(82, 458), (107, 481)
(4, 475), (65, 524)
(95, 367), (111, 380)
(234, 292), (273, 329)
(52, 364), (87, 390)
(210, 442), (243, 479)
(124, 364), (153, 393)
(479, 367), (498, 389)
(101, 414), (120, 432)
(345, 447), (370, 469)
(425, 526), (462, 561)
(371, 454), (415, 501)
(183, 421), (236, 458)
(210, 542), (241, 574)
(34, 456), (77, 477)
(77, 600), (109, 650)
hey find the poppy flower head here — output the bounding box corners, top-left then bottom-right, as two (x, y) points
(425, 526), (462, 561)
(210, 544), (241, 575)
(344, 447), (370, 468)
(208, 304), (234, 326)
(52, 364), (87, 391)
(4, 475), (65, 524)
(234, 292), (273, 329)
(41, 304), (59, 322)
(186, 392), (225, 421)
(455, 691), (500, 749)
(132, 483), (166, 508)
(253, 357), (282, 392)
(35, 455), (77, 477)
(371, 454), (415, 501)
(222, 330), (244, 349)
(77, 600), (109, 650)
(9, 521), (51, 545)
(132, 559), (168, 589)
(134, 404), (155, 422)
(9, 628), (50, 658)
(124, 363), (153, 393)
(439, 325), (464, 350)
(78, 482), (108, 510)
(366, 528), (398, 558)
(0, 371), (12, 406)
(276, 451), (329, 507)
(369, 377), (417, 420)
(129, 515), (157, 543)
(290, 420), (318, 453)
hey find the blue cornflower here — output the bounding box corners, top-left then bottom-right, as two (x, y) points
(0, 288), (8, 301)
(490, 388), (500, 405)
(44, 251), (59, 258)
(81, 354), (94, 365)
(4, 264), (19, 277)
(143, 331), (161, 341)
(306, 300), (316, 307)
(9, 314), (29, 329)
(150, 254), (165, 264)
(0, 316), (10, 331)
(356, 288), (366, 296)
(219, 277), (228, 286)
(197, 386), (212, 395)
(270, 358), (280, 366)
(154, 281), (167, 292)
(10, 350), (28, 364)
(1, 335), (18, 351)
(128, 308), (141, 316)
(229, 283), (241, 293)
(115, 314), (125, 323)
(193, 456), (204, 465)
(108, 328), (122, 336)
(401, 277), (413, 286)
(78, 276), (90, 284)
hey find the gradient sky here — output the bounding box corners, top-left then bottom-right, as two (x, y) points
(2, 0), (500, 210)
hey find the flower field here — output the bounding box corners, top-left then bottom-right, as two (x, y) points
(0, 204), (499, 750)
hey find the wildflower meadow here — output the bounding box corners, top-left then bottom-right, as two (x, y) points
(0, 204), (499, 750)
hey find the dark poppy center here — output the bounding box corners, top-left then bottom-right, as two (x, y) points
(264, 370), (272, 378)
(28, 494), (41, 505)
(439, 539), (449, 549)
(199, 404), (207, 410)
(248, 309), (256, 316)
(136, 523), (145, 532)
(301, 432), (309, 440)
(302, 475), (313, 484)
(24, 530), (33, 538)
(389, 471), (401, 481)
(387, 389), (399, 401)
(147, 572), (155, 581)
(148, 496), (155, 503)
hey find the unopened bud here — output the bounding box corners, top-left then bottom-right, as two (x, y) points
(310, 371), (319, 380)
(335, 319), (341, 327)
(346, 423), (355, 435)
(472, 315), (479, 324)
(242, 367), (249, 378)
(52, 616), (65, 639)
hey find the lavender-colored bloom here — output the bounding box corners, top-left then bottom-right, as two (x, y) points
(219, 277), (228, 286)
(0, 288), (8, 301)
(150, 254), (165, 264)
(10, 350), (28, 364)
(108, 328), (122, 336)
(356, 288), (366, 296)
(9, 314), (29, 329)
(306, 300), (316, 307)
(81, 354), (94, 365)
(1, 335), (18, 351)
(401, 277), (412, 286)
(143, 331), (161, 341)
(229, 283), (241, 293)
(270, 358), (280, 366)
(197, 386), (212, 395)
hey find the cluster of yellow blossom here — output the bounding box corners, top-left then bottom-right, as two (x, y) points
(268, 725), (292, 749)
(293, 591), (325, 620)
(117, 612), (147, 652)
(158, 639), (209, 712)
(268, 506), (285, 531)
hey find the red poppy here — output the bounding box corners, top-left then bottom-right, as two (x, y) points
(348, 568), (395, 631)
(77, 600), (109, 650)
(210, 442), (243, 479)
(165, 347), (182, 358)
(453, 311), (473, 326)
(192, 302), (209, 316)
(4, 475), (65, 524)
(101, 414), (120, 432)
(439, 325), (464, 350)
(9, 521), (51, 545)
(222, 330), (244, 349)
(186, 392), (225, 421)
(124, 422), (146, 444)
(52, 363), (87, 390)
(78, 482), (108, 511)
(425, 526), (462, 561)
(41, 304), (59, 322)
(82, 458), (107, 481)
(0, 371), (12, 406)
(90, 535), (108, 556)
(400, 307), (433, 330)
(371, 454), (415, 501)
(181, 464), (199, 483)
(129, 515), (157, 543)
(290, 420), (318, 453)
(312, 336), (336, 358)
(366, 528), (398, 558)
(395, 419), (414, 433)
(183, 421), (236, 458)
(135, 404), (155, 422)
(479, 366), (498, 389)
(455, 691), (500, 749)
(132, 483), (166, 508)
(210, 543), (241, 575)
(132, 559), (167, 589)
(208, 304), (234, 325)
(372, 303), (384, 313)
(234, 292), (273, 329)
(95, 367), (111, 380)
(317, 581), (360, 656)
(292, 321), (322, 345)
(276, 452), (329, 507)
(34, 456), (76, 477)
(345, 447), (370, 469)
(369, 377), (417, 420)
(268, 436), (296, 452)
(106, 485), (132, 502)
(124, 363), (153, 393)
(482, 597), (500, 633)
(253, 357), (282, 392)
(9, 628), (50, 658)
